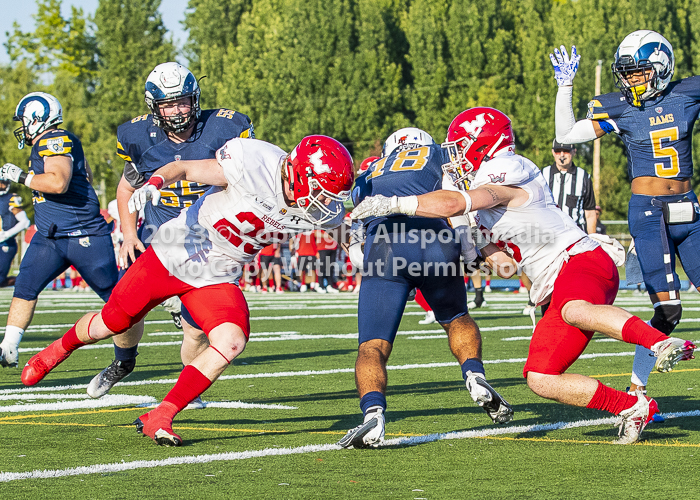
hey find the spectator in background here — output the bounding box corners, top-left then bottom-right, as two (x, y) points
(295, 231), (319, 292)
(260, 242), (284, 293)
(595, 206), (607, 235)
(542, 140), (597, 234)
(315, 229), (339, 293)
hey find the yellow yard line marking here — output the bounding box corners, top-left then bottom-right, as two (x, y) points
(590, 367), (700, 378)
(0, 407), (139, 421)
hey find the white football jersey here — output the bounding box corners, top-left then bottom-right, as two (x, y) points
(151, 138), (344, 287)
(471, 151), (593, 285)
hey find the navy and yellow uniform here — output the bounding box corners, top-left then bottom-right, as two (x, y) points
(116, 108), (254, 239)
(116, 108), (253, 327)
(353, 144), (467, 344)
(587, 75), (700, 295)
(0, 193), (22, 285)
(14, 129), (118, 302)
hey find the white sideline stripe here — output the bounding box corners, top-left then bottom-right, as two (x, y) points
(0, 351), (641, 396)
(2, 410), (699, 483)
(0, 395), (155, 413)
(0, 393), (99, 401)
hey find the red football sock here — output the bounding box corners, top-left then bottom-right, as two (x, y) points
(61, 324), (87, 352)
(414, 290), (431, 312)
(73, 276), (82, 287)
(621, 316), (668, 349)
(586, 380), (638, 415)
(60, 278), (66, 287)
(163, 365), (213, 413)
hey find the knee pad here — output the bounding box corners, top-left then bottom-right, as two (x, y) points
(650, 300), (682, 334)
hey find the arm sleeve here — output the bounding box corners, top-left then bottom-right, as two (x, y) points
(123, 161), (146, 189)
(555, 86), (601, 144)
(3, 210), (30, 238)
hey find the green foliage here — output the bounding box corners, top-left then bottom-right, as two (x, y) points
(3, 0), (700, 216)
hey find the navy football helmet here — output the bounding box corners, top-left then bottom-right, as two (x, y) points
(612, 30), (674, 107)
(145, 62), (201, 133)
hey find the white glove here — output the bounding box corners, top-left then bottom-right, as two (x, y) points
(0, 231), (8, 243)
(350, 195), (418, 219)
(128, 184), (161, 213)
(550, 45), (580, 86)
(348, 221), (365, 269)
(0, 163), (30, 185)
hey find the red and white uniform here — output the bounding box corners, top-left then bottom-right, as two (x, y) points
(471, 151), (619, 377)
(471, 151), (599, 305)
(101, 139), (344, 337)
(151, 138), (343, 287)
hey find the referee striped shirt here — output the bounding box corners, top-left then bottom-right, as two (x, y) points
(542, 163), (596, 232)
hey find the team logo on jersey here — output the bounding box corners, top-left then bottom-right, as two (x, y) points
(309, 150), (331, 174)
(488, 172), (506, 183)
(649, 114), (675, 126)
(261, 213), (285, 230)
(655, 107), (664, 114)
(279, 208), (287, 215)
(219, 145), (231, 160)
(459, 114), (486, 138)
(46, 137), (65, 153)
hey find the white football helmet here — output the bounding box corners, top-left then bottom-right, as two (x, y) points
(612, 30), (674, 107)
(145, 62), (201, 133)
(0, 181), (10, 196)
(382, 127), (434, 157)
(13, 92), (63, 150)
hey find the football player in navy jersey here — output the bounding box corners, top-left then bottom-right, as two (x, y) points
(0, 92), (120, 367)
(338, 128), (513, 449)
(0, 181), (30, 288)
(87, 62), (255, 398)
(551, 30), (700, 398)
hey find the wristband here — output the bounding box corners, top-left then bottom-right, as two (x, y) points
(459, 190), (473, 215)
(397, 195), (418, 216)
(147, 174), (165, 190)
(23, 172), (34, 188)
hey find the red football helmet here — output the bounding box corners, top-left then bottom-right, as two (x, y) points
(285, 135), (354, 224)
(359, 156), (380, 172)
(442, 107), (515, 188)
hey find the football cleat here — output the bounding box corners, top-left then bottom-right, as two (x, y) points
(0, 343), (19, 368)
(626, 387), (664, 423)
(185, 395), (206, 410)
(651, 337), (696, 373)
(418, 310), (436, 325)
(615, 392), (658, 444)
(87, 359), (136, 398)
(21, 338), (71, 386)
(467, 300), (487, 310)
(338, 408), (385, 449)
(134, 407), (182, 447)
(170, 312), (183, 330)
(465, 371), (514, 424)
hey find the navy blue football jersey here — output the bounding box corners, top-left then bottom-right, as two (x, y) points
(116, 108), (254, 227)
(28, 129), (109, 238)
(352, 143), (446, 226)
(0, 192), (21, 233)
(587, 75), (700, 180)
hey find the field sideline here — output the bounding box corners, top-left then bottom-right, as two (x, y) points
(0, 288), (699, 499)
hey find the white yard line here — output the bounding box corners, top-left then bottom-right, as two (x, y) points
(1, 409), (698, 482)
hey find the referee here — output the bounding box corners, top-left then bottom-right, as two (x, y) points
(542, 140), (597, 234)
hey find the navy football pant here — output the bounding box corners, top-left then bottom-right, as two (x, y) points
(14, 233), (118, 302)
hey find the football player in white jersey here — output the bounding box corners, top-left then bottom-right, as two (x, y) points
(351, 108), (696, 444)
(21, 135), (354, 447)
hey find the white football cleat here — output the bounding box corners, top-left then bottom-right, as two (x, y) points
(467, 300), (487, 310)
(465, 371), (514, 424)
(0, 343), (19, 368)
(418, 310), (436, 325)
(615, 392), (658, 444)
(338, 408), (385, 449)
(651, 337), (696, 372)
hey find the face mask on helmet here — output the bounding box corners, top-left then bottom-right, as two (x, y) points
(13, 92), (63, 150)
(285, 135), (354, 225)
(612, 30), (675, 107)
(145, 62), (201, 133)
(382, 127), (435, 157)
(0, 182), (10, 196)
(441, 108), (515, 190)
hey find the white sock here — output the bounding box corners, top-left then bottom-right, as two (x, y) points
(2, 326), (24, 349)
(631, 344), (656, 387)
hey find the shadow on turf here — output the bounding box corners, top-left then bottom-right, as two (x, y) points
(234, 348), (358, 365)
